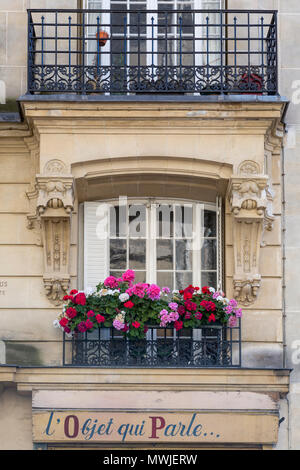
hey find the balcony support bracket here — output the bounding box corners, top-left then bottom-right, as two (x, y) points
(27, 159), (75, 306)
(228, 160), (273, 306)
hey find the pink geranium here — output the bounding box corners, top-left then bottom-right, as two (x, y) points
(104, 275), (119, 288)
(122, 269), (135, 283)
(126, 283), (147, 298)
(228, 315), (237, 327)
(77, 321), (87, 332)
(146, 284), (161, 300)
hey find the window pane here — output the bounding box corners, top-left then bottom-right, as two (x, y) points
(110, 205), (127, 238)
(110, 270), (124, 279)
(175, 205), (193, 238)
(176, 239), (192, 270)
(157, 204), (174, 238)
(110, 239), (127, 269)
(134, 271), (146, 283)
(201, 271), (217, 289)
(129, 204), (146, 238)
(204, 210), (216, 237)
(175, 271), (193, 290)
(157, 271), (173, 290)
(201, 239), (217, 270)
(129, 239), (146, 269)
(157, 239), (173, 269)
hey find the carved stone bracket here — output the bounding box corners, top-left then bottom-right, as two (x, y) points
(27, 159), (75, 306)
(228, 161), (274, 306)
(44, 276), (70, 307)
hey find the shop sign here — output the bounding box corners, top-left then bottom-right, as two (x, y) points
(32, 410), (277, 444)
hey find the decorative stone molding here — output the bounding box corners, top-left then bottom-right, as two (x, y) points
(36, 176), (74, 216)
(43, 276), (70, 307)
(228, 161), (273, 306)
(27, 159), (75, 306)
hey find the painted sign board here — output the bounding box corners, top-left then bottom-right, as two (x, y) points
(32, 410), (278, 444)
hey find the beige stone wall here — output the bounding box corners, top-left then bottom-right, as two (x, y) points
(0, 129), (65, 366)
(227, 0), (300, 451)
(0, 0), (78, 103)
(1, 0), (299, 450)
(0, 386), (32, 450)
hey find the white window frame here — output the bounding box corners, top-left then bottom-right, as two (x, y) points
(82, 196), (222, 290)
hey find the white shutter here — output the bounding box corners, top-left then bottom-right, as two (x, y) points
(84, 201), (109, 290)
(216, 195), (223, 291)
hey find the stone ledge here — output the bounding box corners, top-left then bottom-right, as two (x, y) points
(0, 366), (290, 394)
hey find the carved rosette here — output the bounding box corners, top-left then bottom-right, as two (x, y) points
(27, 159), (75, 306)
(228, 161), (274, 306)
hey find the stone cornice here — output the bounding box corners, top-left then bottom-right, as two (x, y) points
(0, 366), (290, 395)
(19, 99), (287, 135)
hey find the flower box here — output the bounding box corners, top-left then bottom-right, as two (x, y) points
(55, 270), (242, 344)
(64, 323), (238, 368)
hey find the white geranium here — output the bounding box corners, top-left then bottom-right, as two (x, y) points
(85, 286), (95, 296)
(53, 319), (60, 328)
(119, 292), (130, 302)
(209, 287), (215, 293)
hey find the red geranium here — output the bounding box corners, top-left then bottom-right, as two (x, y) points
(75, 292), (86, 306)
(59, 317), (69, 328)
(208, 313), (216, 323)
(124, 301), (134, 309)
(177, 305), (186, 316)
(200, 300), (216, 312)
(87, 310), (95, 318)
(65, 307), (77, 319)
(174, 320), (183, 331)
(195, 312), (203, 320)
(182, 285), (195, 300)
(132, 321), (140, 328)
(202, 286), (210, 295)
(96, 314), (105, 323)
(85, 319), (94, 330)
(184, 300), (197, 311)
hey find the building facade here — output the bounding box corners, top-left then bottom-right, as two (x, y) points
(0, 0), (299, 450)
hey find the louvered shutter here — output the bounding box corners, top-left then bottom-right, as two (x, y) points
(84, 201), (109, 290)
(216, 195), (223, 291)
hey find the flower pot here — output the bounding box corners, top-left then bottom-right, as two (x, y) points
(96, 30), (109, 47)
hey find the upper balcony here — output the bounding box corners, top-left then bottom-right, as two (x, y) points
(27, 8), (278, 97)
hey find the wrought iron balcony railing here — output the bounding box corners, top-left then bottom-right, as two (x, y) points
(27, 9), (278, 96)
(63, 324), (241, 368)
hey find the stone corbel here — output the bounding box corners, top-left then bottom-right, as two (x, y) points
(27, 159), (75, 306)
(228, 160), (273, 306)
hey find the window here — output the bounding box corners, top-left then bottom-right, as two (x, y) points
(83, 198), (223, 291)
(78, 197), (228, 367)
(84, 0), (223, 79)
